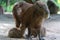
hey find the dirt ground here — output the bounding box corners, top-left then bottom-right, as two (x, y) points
(0, 12), (60, 40)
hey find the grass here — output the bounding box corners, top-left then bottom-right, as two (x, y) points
(6, 5), (13, 12)
(1, 2), (13, 12)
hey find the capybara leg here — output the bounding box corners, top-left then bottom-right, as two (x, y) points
(20, 25), (26, 38)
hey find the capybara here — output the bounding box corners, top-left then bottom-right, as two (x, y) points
(10, 0), (50, 40)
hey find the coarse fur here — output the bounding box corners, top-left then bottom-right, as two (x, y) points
(9, 1), (50, 40)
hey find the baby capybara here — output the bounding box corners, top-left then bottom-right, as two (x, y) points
(8, 28), (24, 38)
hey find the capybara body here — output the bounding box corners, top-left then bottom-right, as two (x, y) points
(9, 1), (50, 39)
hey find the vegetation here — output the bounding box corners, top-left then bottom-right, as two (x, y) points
(0, 0), (23, 12)
(54, 0), (60, 10)
(0, 0), (60, 12)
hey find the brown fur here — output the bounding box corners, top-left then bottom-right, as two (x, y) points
(8, 28), (23, 38)
(20, 1), (49, 38)
(12, 1), (33, 28)
(8, 27), (46, 38)
(9, 1), (50, 38)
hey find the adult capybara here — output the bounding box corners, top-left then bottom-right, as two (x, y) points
(19, 1), (50, 40)
(9, 0), (50, 40)
(12, 1), (33, 29)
